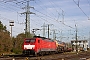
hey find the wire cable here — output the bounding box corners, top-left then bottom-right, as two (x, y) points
(73, 0), (89, 19)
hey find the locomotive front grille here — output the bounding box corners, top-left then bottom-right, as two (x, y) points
(23, 49), (35, 55)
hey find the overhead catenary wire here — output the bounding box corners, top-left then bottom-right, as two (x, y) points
(43, 0), (74, 29)
(0, 15), (25, 25)
(35, 0), (57, 18)
(34, 9), (75, 30)
(0, 2), (22, 12)
(0, 2), (25, 24)
(48, 0), (62, 21)
(73, 0), (90, 20)
(33, 2), (63, 32)
(36, 0), (64, 25)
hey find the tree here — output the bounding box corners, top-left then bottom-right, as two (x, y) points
(0, 21), (11, 53)
(11, 33), (26, 54)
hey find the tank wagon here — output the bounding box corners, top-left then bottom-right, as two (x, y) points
(54, 40), (67, 53)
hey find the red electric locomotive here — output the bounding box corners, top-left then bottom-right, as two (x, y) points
(22, 36), (57, 56)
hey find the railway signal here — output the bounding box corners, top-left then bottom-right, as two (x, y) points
(9, 20), (14, 40)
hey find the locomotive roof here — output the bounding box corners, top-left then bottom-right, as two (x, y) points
(24, 36), (54, 42)
(33, 36), (54, 42)
(33, 36), (47, 39)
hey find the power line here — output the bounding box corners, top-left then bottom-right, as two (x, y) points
(73, 0), (90, 20)
(0, 2), (22, 12)
(35, 9), (74, 28)
(0, 15), (25, 25)
(34, 0), (57, 20)
(48, 0), (61, 20)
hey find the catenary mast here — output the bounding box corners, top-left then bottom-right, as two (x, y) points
(21, 0), (35, 38)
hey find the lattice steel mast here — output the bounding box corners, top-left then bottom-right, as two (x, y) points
(21, 0), (35, 38)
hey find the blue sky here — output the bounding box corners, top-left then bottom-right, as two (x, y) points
(0, 0), (90, 42)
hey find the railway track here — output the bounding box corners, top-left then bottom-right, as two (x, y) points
(0, 51), (90, 60)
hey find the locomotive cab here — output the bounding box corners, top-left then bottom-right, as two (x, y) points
(23, 38), (36, 55)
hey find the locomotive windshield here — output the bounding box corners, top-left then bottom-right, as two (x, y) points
(25, 39), (35, 43)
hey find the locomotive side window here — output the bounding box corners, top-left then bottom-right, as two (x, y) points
(38, 40), (40, 43)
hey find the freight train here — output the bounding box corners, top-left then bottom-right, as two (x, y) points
(22, 36), (68, 56)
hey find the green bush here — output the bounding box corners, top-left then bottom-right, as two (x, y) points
(11, 48), (22, 54)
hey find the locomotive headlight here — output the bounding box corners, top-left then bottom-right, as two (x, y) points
(32, 46), (35, 49)
(32, 47), (34, 49)
(24, 47), (27, 49)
